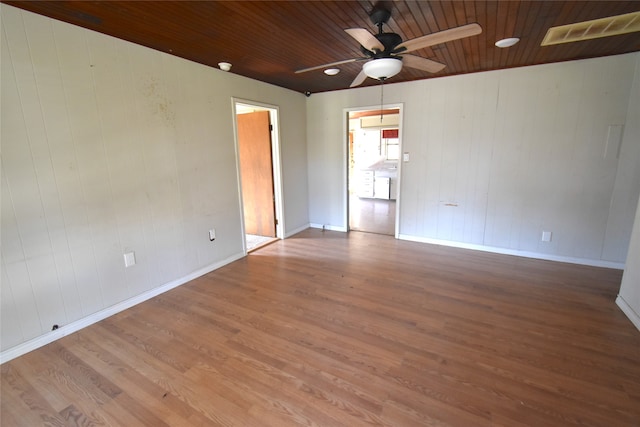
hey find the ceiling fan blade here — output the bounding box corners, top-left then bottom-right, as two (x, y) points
(350, 69), (368, 87)
(396, 23), (482, 53)
(295, 58), (359, 74)
(345, 28), (384, 52)
(402, 54), (446, 73)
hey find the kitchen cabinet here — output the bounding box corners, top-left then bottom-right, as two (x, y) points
(374, 177), (390, 199)
(358, 170), (396, 200)
(358, 171), (374, 198)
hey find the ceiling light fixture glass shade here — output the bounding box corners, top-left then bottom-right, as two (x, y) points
(218, 62), (232, 71)
(495, 37), (520, 48)
(362, 58), (402, 80)
(324, 68), (340, 76)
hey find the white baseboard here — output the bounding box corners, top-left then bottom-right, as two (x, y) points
(616, 295), (640, 331)
(285, 223), (311, 238)
(0, 252), (245, 364)
(397, 234), (625, 269)
(309, 223), (347, 232)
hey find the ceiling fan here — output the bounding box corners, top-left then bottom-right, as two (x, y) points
(295, 7), (482, 87)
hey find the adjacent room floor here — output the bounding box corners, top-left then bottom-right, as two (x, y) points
(245, 233), (277, 252)
(349, 195), (396, 235)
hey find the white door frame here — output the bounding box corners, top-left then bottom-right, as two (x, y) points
(232, 98), (284, 253)
(344, 103), (404, 238)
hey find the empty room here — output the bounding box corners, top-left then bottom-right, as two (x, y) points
(1, 2), (639, 426)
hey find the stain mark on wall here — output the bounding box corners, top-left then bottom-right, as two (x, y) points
(141, 75), (176, 126)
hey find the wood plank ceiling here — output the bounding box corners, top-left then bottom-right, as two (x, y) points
(4, 1), (640, 94)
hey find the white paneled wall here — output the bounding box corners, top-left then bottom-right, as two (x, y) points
(1, 5), (308, 357)
(307, 53), (640, 266)
(615, 53), (640, 331)
(617, 194), (640, 330)
(605, 54), (640, 263)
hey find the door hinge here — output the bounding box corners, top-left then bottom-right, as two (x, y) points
(269, 124), (273, 131)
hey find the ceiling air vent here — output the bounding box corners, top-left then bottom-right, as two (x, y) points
(541, 11), (640, 46)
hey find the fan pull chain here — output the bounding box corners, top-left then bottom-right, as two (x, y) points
(380, 79), (384, 122)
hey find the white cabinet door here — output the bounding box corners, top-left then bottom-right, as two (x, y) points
(374, 177), (390, 199)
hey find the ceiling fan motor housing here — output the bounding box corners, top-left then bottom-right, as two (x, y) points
(359, 32), (403, 57)
(375, 33), (403, 55)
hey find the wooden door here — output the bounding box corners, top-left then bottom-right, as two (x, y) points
(237, 111), (276, 237)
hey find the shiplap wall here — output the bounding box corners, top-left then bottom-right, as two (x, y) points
(307, 53), (639, 265)
(1, 5), (308, 355)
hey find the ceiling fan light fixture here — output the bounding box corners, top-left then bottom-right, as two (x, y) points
(363, 58), (403, 80)
(324, 68), (340, 76)
(495, 37), (520, 48)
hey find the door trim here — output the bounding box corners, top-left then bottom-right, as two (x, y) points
(344, 103), (404, 238)
(232, 98), (284, 253)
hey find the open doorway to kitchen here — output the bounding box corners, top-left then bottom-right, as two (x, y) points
(234, 100), (284, 252)
(347, 106), (402, 236)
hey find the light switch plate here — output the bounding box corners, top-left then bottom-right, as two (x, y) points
(124, 252), (136, 267)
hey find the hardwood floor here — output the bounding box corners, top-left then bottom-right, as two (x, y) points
(2, 229), (639, 426)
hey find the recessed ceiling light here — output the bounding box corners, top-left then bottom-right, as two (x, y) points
(495, 37), (520, 48)
(218, 62), (232, 71)
(324, 68), (340, 76)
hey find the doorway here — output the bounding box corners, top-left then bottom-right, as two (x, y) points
(234, 101), (283, 252)
(347, 106), (402, 236)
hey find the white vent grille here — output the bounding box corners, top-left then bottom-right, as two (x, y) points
(541, 11), (640, 46)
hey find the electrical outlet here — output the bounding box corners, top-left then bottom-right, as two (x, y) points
(541, 231), (552, 242)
